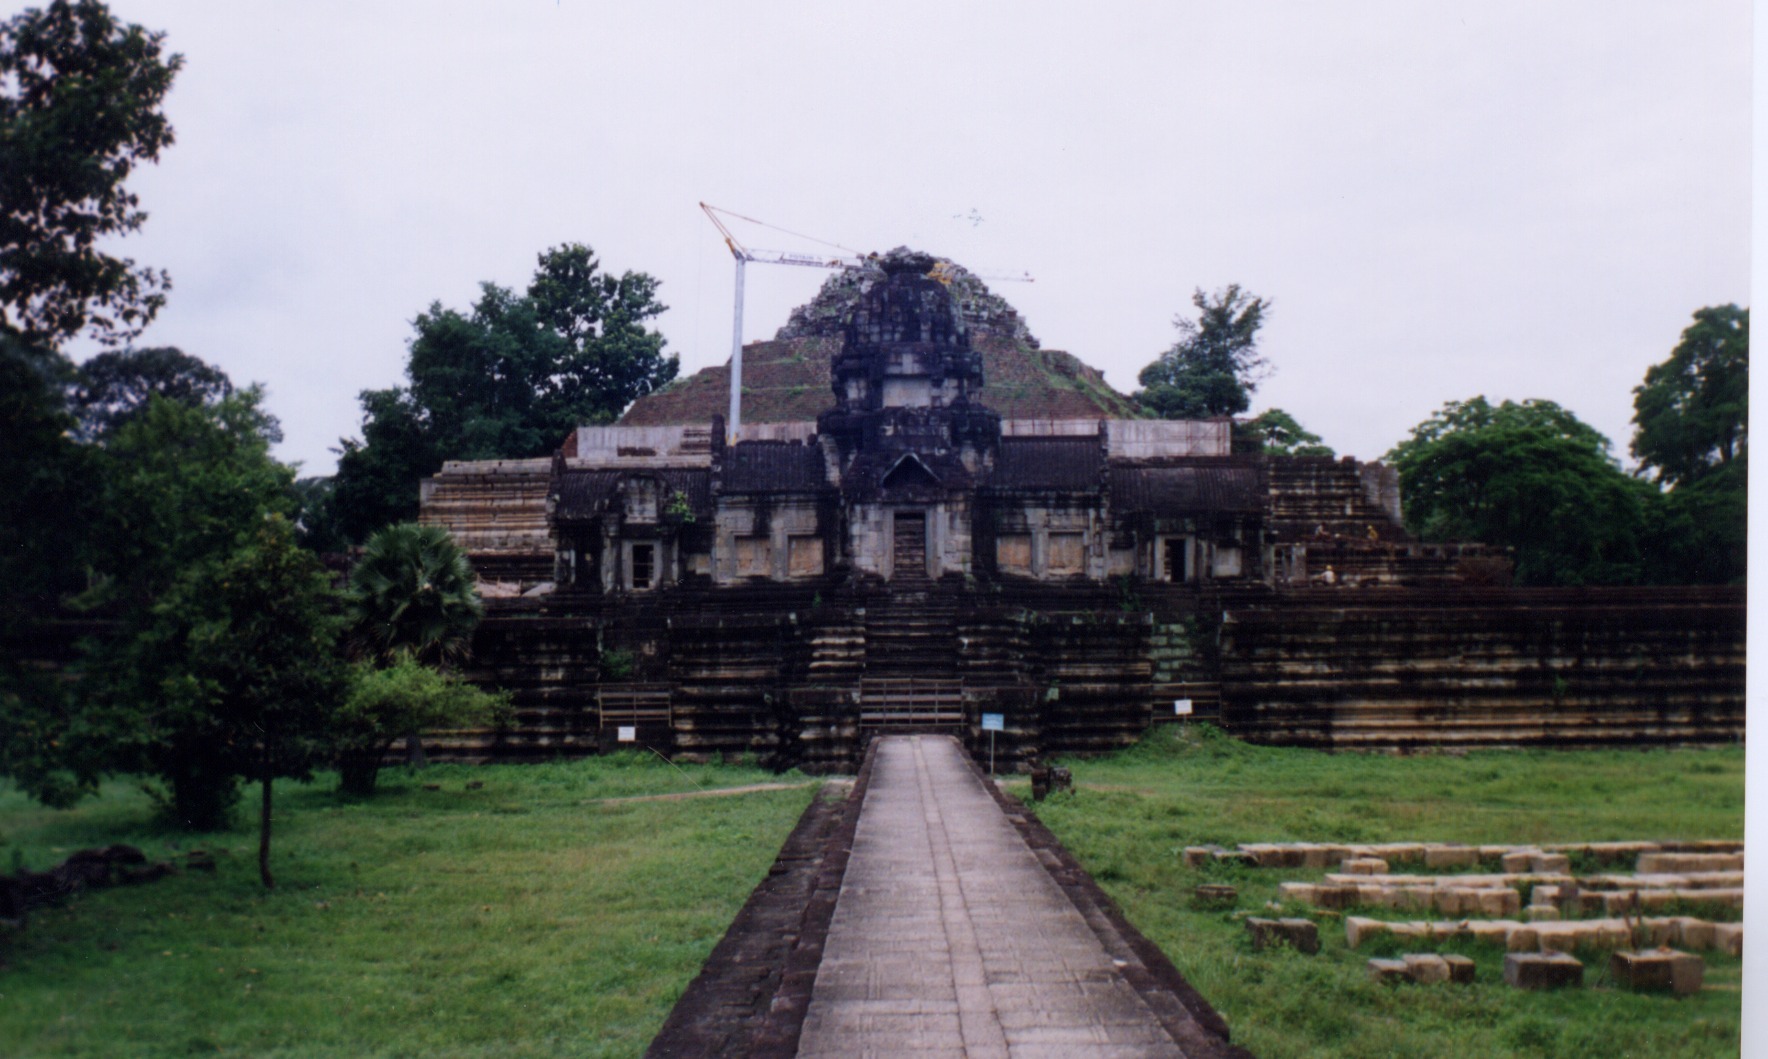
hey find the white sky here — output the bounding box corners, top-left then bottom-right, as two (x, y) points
(77, 1), (1752, 477)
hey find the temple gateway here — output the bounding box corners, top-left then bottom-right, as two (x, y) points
(420, 252), (1744, 771)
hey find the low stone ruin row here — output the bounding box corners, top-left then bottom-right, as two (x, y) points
(1342, 914), (1742, 957)
(1182, 840), (1742, 871)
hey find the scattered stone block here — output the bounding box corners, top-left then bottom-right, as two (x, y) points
(1246, 916), (1320, 954)
(1314, 884), (1361, 911)
(1476, 889), (1522, 918)
(1530, 853), (1571, 874)
(1442, 953), (1477, 984)
(1637, 852), (1743, 874)
(1193, 884), (1237, 906)
(1424, 846), (1480, 869)
(1182, 846), (1217, 868)
(1504, 951), (1583, 990)
(1299, 844), (1340, 869)
(1367, 957), (1411, 984)
(1345, 916), (1384, 949)
(1714, 923), (1742, 958)
(1501, 850), (1538, 873)
(1526, 905), (1559, 922)
(1611, 949), (1704, 994)
(1506, 926), (1540, 953)
(1403, 953), (1451, 984)
(1343, 857), (1388, 876)
(1673, 918), (1716, 951)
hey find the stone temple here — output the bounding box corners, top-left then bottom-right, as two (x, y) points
(419, 251), (1744, 770)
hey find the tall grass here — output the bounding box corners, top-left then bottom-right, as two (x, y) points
(1030, 726), (1744, 1059)
(1, 756), (816, 1058)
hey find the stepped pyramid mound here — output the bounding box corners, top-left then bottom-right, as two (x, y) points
(619, 248), (1139, 425)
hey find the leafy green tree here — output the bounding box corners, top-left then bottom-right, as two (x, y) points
(0, 335), (102, 807)
(0, 1), (182, 348)
(1386, 397), (1653, 586)
(1238, 407), (1335, 456)
(103, 517), (347, 881)
(1135, 285), (1269, 419)
(68, 346), (250, 441)
(333, 658), (509, 795)
(346, 523), (484, 667)
(1631, 305), (1748, 487)
(1628, 305), (1748, 584)
(329, 244), (676, 542)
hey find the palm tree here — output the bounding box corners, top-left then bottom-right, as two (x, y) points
(347, 522), (483, 666)
(346, 523), (484, 766)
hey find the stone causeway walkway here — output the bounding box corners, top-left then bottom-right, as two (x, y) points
(794, 735), (1213, 1058)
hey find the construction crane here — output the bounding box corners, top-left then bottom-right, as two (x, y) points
(699, 202), (1031, 443)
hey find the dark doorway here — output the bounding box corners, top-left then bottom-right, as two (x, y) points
(893, 511), (927, 581)
(1163, 537), (1189, 583)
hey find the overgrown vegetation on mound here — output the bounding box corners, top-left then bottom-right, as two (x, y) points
(1, 755), (816, 1058)
(1025, 726), (1743, 1059)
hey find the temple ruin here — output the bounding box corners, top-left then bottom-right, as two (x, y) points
(419, 251), (1744, 770)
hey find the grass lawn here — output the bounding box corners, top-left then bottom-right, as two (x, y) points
(1, 755), (818, 1058)
(1026, 725), (1745, 1059)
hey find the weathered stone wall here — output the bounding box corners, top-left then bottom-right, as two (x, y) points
(1216, 586), (1746, 749)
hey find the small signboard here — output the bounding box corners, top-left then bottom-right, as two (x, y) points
(981, 713), (1004, 732)
(1173, 699), (1194, 716)
(617, 725), (637, 743)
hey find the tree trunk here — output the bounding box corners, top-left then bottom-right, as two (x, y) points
(259, 751), (275, 890)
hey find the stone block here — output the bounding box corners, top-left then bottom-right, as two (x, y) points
(1713, 922), (1742, 957)
(1504, 951), (1583, 990)
(1476, 889), (1522, 918)
(1529, 853), (1571, 874)
(1442, 953), (1477, 984)
(1299, 844), (1339, 869)
(1505, 926), (1540, 953)
(1398, 885), (1436, 912)
(1674, 918), (1716, 951)
(1192, 884), (1237, 906)
(1182, 846), (1216, 868)
(1345, 916), (1385, 949)
(1343, 857), (1389, 876)
(1526, 905), (1560, 922)
(1278, 882), (1317, 904)
(1501, 851), (1538, 873)
(1530, 883), (1563, 906)
(1314, 884), (1361, 911)
(1246, 916), (1320, 954)
(1610, 949), (1704, 995)
(1403, 953), (1451, 984)
(1466, 920), (1515, 945)
(1638, 852), (1743, 874)
(1367, 957), (1411, 984)
(1424, 846), (1480, 869)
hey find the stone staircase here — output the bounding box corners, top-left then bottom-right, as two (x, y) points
(858, 589), (963, 727)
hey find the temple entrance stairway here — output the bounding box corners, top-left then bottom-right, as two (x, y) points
(858, 587), (963, 728)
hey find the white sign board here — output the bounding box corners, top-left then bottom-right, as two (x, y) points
(981, 713), (1005, 732)
(1173, 699), (1193, 716)
(617, 725), (637, 743)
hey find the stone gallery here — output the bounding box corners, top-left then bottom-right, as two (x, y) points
(419, 251), (1744, 770)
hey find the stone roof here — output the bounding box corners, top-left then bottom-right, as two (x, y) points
(1109, 462), (1265, 514)
(720, 441), (829, 493)
(991, 437), (1105, 492)
(552, 467), (712, 522)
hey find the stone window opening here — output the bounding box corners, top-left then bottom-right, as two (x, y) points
(630, 543), (656, 590)
(1161, 537), (1191, 583)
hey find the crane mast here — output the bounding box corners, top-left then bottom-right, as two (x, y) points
(699, 202), (1030, 443)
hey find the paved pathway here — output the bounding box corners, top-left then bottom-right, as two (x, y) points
(796, 735), (1194, 1058)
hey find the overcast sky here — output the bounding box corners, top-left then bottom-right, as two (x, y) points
(79, 1), (1752, 477)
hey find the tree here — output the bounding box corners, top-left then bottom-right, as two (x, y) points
(1629, 305), (1748, 584)
(68, 346), (251, 441)
(328, 244), (676, 542)
(1238, 407), (1335, 456)
(1631, 305), (1748, 488)
(332, 658), (508, 795)
(1135, 285), (1270, 419)
(102, 517), (347, 881)
(0, 1), (182, 348)
(0, 335), (102, 808)
(346, 523), (484, 667)
(1386, 397), (1654, 586)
